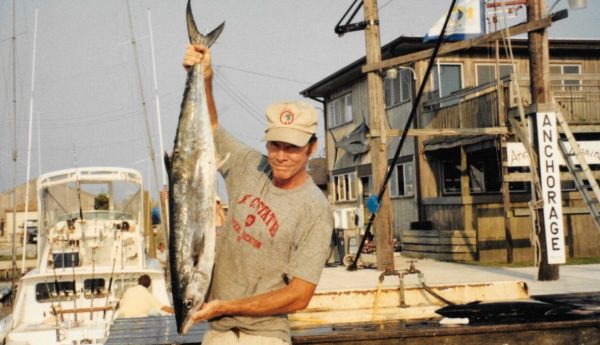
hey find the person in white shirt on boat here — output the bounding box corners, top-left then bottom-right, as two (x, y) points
(156, 242), (168, 268)
(117, 274), (174, 318)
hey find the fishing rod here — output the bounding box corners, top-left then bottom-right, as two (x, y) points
(89, 247), (96, 320)
(348, 0), (458, 270)
(72, 145), (84, 221)
(103, 239), (120, 319)
(70, 249), (78, 323)
(43, 278), (64, 342)
(50, 257), (64, 323)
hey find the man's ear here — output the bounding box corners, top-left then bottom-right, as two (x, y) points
(308, 139), (318, 156)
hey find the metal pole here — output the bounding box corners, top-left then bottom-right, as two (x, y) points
(22, 8), (39, 274)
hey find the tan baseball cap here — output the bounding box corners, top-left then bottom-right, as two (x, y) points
(263, 100), (317, 147)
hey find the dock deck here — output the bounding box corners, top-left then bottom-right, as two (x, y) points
(106, 258), (600, 344)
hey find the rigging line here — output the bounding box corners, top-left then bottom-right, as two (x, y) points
(213, 74), (265, 125)
(215, 68), (264, 115)
(214, 79), (264, 126)
(378, 0), (394, 11)
(350, 0), (458, 271)
(214, 64), (311, 85)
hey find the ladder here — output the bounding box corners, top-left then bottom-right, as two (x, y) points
(555, 108), (600, 231)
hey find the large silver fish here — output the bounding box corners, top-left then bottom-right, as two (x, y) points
(164, 0), (224, 335)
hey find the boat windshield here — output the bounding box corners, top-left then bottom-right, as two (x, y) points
(40, 178), (142, 228)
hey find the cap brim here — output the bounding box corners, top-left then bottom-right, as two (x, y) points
(263, 128), (311, 147)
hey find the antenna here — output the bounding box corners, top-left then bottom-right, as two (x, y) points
(72, 144), (84, 221)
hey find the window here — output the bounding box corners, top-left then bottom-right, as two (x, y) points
(469, 161), (485, 193)
(384, 68), (412, 107)
(550, 64), (581, 91)
(334, 172), (357, 202)
(432, 63), (462, 99)
(390, 162), (414, 197)
(442, 154), (501, 195)
(476, 64), (514, 85)
(442, 161), (462, 195)
(36, 281), (75, 302)
(360, 175), (372, 197)
(84, 278), (106, 299)
(327, 93), (353, 127)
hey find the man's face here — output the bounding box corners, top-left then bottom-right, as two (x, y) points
(267, 140), (315, 188)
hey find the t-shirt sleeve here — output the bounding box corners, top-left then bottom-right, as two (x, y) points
(214, 126), (258, 176)
(287, 205), (334, 285)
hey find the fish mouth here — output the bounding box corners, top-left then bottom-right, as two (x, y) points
(180, 301), (205, 335)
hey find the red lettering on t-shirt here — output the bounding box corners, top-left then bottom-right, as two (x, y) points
(245, 215), (256, 227)
(237, 195), (280, 238)
(238, 194), (252, 205)
(269, 219), (279, 237)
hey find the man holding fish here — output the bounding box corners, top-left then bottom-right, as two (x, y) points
(181, 41), (333, 344)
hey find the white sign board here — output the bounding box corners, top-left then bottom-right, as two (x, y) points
(424, 0), (485, 42)
(536, 112), (566, 264)
(506, 141), (600, 167)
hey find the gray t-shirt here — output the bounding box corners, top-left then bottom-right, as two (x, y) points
(209, 126), (333, 342)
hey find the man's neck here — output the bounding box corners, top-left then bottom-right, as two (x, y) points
(272, 172), (309, 190)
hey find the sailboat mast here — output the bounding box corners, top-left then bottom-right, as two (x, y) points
(125, 0), (169, 250)
(22, 8), (39, 275)
(10, 0), (18, 304)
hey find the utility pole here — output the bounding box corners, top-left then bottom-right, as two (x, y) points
(363, 0), (394, 270)
(527, 0), (559, 280)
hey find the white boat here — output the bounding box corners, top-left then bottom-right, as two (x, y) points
(2, 167), (170, 345)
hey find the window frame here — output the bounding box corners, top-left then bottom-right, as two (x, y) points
(390, 162), (414, 197)
(327, 93), (353, 128)
(334, 172), (357, 202)
(550, 64), (582, 91)
(475, 63), (515, 86)
(384, 68), (413, 108)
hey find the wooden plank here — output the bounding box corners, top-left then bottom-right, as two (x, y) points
(362, 11), (564, 73)
(292, 318), (600, 344)
(378, 127), (509, 137)
(438, 230), (477, 238)
(402, 250), (476, 261)
(402, 243), (476, 253)
(402, 236), (477, 246)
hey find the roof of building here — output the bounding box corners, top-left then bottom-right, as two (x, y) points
(300, 36), (600, 99)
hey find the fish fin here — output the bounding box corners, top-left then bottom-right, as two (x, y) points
(186, 0), (225, 47)
(216, 153), (230, 169)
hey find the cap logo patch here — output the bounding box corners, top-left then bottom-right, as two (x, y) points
(279, 110), (294, 125)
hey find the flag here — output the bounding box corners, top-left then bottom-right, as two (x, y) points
(160, 185), (169, 202)
(424, 0), (485, 42)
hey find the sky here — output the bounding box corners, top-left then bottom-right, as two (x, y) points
(1, 0), (599, 199)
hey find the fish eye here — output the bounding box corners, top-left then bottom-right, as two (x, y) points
(185, 300), (193, 309)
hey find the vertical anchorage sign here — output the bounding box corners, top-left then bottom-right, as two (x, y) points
(537, 112), (566, 264)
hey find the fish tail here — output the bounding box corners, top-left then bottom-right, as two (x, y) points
(186, 0), (225, 46)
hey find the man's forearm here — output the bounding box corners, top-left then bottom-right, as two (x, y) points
(218, 278), (315, 317)
(205, 73), (218, 133)
(193, 277), (316, 323)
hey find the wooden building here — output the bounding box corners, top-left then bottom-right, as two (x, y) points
(301, 36), (600, 263)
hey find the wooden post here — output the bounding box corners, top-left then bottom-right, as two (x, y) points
(363, 0), (394, 271)
(527, 0), (559, 280)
